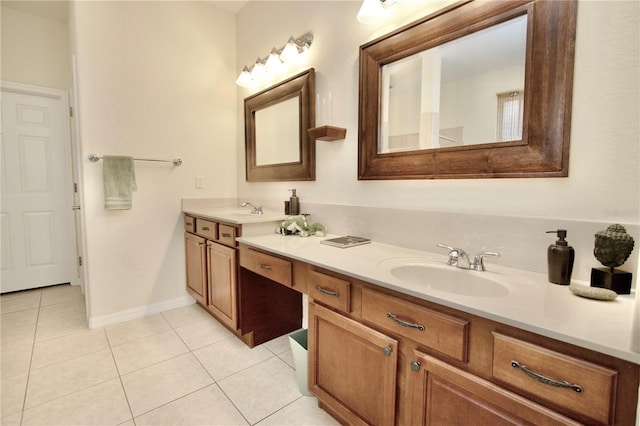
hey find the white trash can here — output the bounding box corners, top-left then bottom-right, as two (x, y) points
(288, 329), (312, 396)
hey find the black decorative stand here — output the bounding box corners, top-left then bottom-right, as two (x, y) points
(590, 268), (632, 294)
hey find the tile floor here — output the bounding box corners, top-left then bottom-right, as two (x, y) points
(0, 284), (340, 425)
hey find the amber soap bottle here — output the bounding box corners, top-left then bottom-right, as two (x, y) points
(546, 229), (575, 285)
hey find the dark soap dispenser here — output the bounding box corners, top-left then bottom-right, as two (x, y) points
(289, 189), (300, 215)
(546, 229), (575, 285)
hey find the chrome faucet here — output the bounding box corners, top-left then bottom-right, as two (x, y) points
(241, 202), (263, 215)
(437, 244), (500, 272)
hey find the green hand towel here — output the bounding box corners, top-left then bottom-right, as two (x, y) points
(103, 156), (137, 210)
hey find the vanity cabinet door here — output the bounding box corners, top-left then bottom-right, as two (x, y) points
(207, 241), (237, 330)
(185, 232), (207, 305)
(309, 302), (398, 426)
(409, 350), (580, 426)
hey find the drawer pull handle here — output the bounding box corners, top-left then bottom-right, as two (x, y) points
(382, 346), (393, 357)
(510, 360), (583, 393)
(315, 285), (340, 297)
(201, 226), (210, 231)
(222, 233), (232, 238)
(387, 312), (425, 331)
(258, 263), (272, 270)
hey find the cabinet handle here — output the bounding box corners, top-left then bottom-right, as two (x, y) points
(258, 263), (272, 270)
(410, 361), (421, 372)
(222, 233), (232, 238)
(315, 285), (340, 297)
(387, 312), (425, 331)
(201, 226), (210, 231)
(510, 360), (583, 393)
(382, 346), (393, 357)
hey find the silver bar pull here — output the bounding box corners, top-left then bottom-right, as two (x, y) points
(221, 233), (232, 238)
(510, 360), (583, 393)
(387, 312), (425, 331)
(258, 264), (272, 270)
(315, 285), (340, 297)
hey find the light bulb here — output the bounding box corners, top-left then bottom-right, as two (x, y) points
(280, 36), (300, 63)
(265, 48), (283, 72)
(357, 0), (385, 24)
(235, 66), (254, 87)
(250, 59), (267, 80)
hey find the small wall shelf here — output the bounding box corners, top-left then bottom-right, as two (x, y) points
(308, 125), (347, 141)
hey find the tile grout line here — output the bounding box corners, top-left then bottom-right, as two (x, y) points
(18, 289), (43, 426)
(104, 326), (138, 425)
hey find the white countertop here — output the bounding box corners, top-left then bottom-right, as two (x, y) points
(183, 207), (287, 225)
(236, 233), (640, 364)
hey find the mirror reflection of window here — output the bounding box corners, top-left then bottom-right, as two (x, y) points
(379, 14), (527, 153)
(496, 91), (524, 141)
(254, 96), (301, 166)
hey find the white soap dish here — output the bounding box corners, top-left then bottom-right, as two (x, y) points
(569, 284), (618, 301)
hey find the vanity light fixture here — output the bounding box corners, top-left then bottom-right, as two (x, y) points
(235, 33), (314, 88)
(357, 0), (399, 24)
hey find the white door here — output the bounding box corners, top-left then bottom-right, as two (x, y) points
(1, 82), (77, 293)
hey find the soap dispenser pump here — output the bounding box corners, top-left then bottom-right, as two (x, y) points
(546, 229), (575, 285)
(289, 189), (300, 215)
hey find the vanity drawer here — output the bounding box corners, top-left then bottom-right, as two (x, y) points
(184, 215), (195, 233)
(195, 218), (217, 240)
(240, 248), (292, 287)
(218, 224), (237, 247)
(309, 270), (351, 313)
(492, 333), (617, 425)
(361, 288), (468, 362)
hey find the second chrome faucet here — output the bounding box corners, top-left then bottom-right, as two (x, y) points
(437, 243), (500, 272)
(241, 202), (263, 215)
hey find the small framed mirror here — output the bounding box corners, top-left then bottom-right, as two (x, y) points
(358, 0), (577, 179)
(245, 68), (315, 182)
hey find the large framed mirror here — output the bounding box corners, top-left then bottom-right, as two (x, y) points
(245, 68), (315, 182)
(358, 0), (577, 179)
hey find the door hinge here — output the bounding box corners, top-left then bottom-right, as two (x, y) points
(69, 106), (74, 117)
(78, 256), (83, 267)
(73, 183), (78, 193)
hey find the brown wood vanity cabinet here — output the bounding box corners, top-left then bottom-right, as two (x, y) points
(184, 214), (239, 331)
(305, 266), (640, 426)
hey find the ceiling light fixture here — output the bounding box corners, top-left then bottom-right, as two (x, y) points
(236, 33), (314, 88)
(357, 0), (399, 24)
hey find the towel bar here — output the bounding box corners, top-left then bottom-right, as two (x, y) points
(88, 153), (182, 166)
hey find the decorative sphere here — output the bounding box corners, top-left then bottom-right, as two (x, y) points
(594, 224), (635, 268)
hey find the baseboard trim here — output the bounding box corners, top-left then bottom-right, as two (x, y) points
(88, 295), (195, 329)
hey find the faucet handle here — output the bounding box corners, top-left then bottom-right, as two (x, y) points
(436, 244), (467, 267)
(471, 251), (501, 271)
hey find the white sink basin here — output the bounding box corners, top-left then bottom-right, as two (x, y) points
(389, 263), (509, 297)
(376, 257), (528, 298)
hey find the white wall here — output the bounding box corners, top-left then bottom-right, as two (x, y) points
(236, 1), (639, 223)
(70, 1), (237, 321)
(1, 4), (71, 90)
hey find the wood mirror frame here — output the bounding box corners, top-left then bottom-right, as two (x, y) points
(358, 0), (577, 180)
(245, 68), (315, 182)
